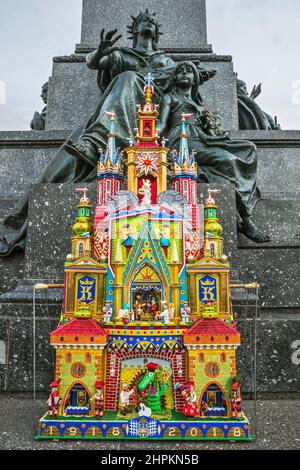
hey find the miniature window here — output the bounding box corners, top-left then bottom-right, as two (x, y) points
(220, 353), (226, 362)
(183, 180), (188, 198)
(144, 122), (151, 136)
(78, 242), (84, 257)
(210, 243), (215, 257)
(106, 180), (111, 201)
(98, 182), (102, 204)
(199, 353), (204, 363)
(175, 181), (180, 192)
(90, 337), (94, 342)
(85, 353), (91, 363)
(66, 352), (72, 363)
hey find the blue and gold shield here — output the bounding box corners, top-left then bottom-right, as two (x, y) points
(199, 275), (217, 304)
(77, 275), (96, 304)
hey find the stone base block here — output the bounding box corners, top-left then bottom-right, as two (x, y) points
(0, 299), (298, 394)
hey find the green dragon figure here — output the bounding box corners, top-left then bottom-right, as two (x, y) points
(137, 363), (168, 414)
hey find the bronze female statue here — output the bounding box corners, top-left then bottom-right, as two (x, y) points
(0, 10), (179, 256)
(0, 12), (267, 256)
(158, 61), (270, 242)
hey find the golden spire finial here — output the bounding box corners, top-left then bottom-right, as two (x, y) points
(205, 188), (221, 206)
(75, 187), (90, 205)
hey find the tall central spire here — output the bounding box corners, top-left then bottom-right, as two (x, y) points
(126, 75), (168, 204)
(135, 73), (159, 149)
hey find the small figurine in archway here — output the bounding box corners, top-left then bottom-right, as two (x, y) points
(150, 297), (158, 320)
(119, 382), (135, 416)
(168, 303), (175, 321)
(138, 179), (152, 206)
(136, 303), (143, 321)
(181, 301), (191, 323)
(200, 400), (209, 417)
(176, 382), (200, 417)
(102, 300), (112, 322)
(47, 380), (61, 418)
(160, 300), (169, 324)
(91, 381), (105, 418)
(118, 304), (130, 324)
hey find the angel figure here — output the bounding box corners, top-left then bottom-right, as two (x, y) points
(138, 179), (152, 206)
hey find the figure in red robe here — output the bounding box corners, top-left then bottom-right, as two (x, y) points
(47, 380), (61, 418)
(177, 382), (200, 417)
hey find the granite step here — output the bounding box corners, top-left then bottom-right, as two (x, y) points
(0, 300), (298, 394)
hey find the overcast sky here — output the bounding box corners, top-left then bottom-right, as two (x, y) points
(0, 0), (299, 130)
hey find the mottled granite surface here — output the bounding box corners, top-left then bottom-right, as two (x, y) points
(239, 248), (300, 309)
(0, 131), (69, 200)
(79, 0), (208, 49)
(24, 183), (96, 280)
(22, 182), (237, 281)
(1, 131), (299, 201)
(0, 299), (298, 394)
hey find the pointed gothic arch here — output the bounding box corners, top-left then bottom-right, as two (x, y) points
(129, 262), (167, 314)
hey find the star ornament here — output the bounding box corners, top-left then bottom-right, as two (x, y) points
(136, 152), (159, 176)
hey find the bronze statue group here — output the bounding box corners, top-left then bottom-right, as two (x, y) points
(0, 9), (273, 257)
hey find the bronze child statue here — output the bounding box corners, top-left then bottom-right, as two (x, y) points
(158, 61), (270, 243)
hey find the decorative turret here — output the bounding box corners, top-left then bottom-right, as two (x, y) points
(135, 73), (159, 148)
(126, 74), (168, 205)
(171, 113), (200, 232)
(95, 111), (123, 228)
(72, 188), (93, 259)
(74, 303), (92, 319)
(61, 188), (107, 321)
(171, 113), (197, 184)
(203, 188), (224, 260)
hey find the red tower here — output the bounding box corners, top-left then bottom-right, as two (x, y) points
(94, 111), (123, 260)
(171, 114), (199, 229)
(126, 73), (168, 205)
(94, 111), (123, 227)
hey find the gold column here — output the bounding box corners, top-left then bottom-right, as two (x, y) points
(113, 239), (125, 317)
(170, 262), (180, 324)
(187, 272), (197, 315)
(157, 150), (168, 194)
(126, 149), (137, 195)
(113, 263), (124, 317)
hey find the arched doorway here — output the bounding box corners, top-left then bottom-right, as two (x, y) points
(64, 383), (91, 415)
(199, 382), (228, 417)
(131, 264), (164, 321)
(117, 356), (174, 418)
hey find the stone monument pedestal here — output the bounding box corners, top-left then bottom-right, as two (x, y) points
(0, 0), (299, 396)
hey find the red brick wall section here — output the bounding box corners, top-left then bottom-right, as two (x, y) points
(105, 350), (121, 411)
(171, 352), (187, 411)
(104, 348), (187, 412)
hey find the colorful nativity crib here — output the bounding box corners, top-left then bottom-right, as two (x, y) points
(36, 76), (252, 441)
